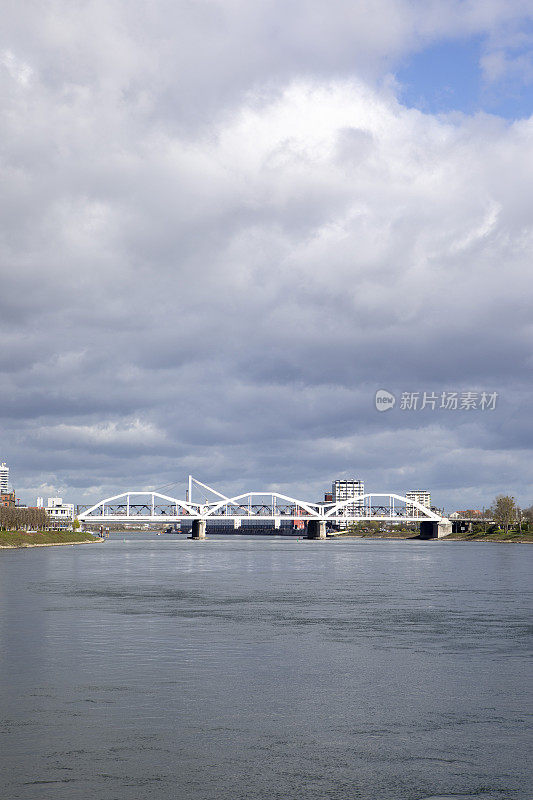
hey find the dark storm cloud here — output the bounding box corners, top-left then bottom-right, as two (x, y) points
(1, 1), (532, 512)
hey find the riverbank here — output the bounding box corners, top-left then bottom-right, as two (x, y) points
(443, 530), (533, 543)
(333, 531), (415, 539)
(334, 530), (533, 543)
(0, 531), (102, 548)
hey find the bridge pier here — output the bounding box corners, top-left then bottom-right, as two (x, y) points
(274, 518), (281, 530)
(307, 520), (327, 539)
(420, 519), (452, 539)
(191, 519), (206, 539)
(233, 518), (241, 530)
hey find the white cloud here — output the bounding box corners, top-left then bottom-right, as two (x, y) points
(1, 49), (32, 85)
(481, 46), (533, 85)
(37, 420), (167, 450)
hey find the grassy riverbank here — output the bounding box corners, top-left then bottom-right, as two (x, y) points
(444, 529), (533, 543)
(0, 531), (102, 548)
(334, 529), (533, 542)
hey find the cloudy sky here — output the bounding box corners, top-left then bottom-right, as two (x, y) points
(1, 0), (532, 512)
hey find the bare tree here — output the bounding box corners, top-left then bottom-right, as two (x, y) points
(0, 506), (48, 532)
(522, 505), (533, 526)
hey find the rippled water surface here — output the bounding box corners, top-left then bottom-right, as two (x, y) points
(1, 535), (532, 799)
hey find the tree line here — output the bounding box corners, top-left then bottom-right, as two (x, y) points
(0, 506), (49, 531)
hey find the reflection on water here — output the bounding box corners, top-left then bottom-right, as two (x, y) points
(0, 535), (532, 799)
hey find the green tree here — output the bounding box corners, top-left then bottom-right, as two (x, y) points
(491, 495), (518, 534)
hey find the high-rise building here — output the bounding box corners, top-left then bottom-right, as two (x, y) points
(332, 479), (364, 526)
(0, 463), (9, 493)
(405, 490), (431, 517)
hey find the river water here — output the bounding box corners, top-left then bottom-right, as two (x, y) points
(0, 534), (531, 800)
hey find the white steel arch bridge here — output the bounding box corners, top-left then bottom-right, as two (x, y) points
(77, 476), (448, 538)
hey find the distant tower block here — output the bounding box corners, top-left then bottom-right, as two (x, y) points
(406, 490), (431, 517)
(0, 463), (9, 493)
(332, 478), (364, 528)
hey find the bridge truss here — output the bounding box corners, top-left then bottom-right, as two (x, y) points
(77, 476), (442, 525)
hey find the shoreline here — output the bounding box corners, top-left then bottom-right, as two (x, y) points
(0, 532), (104, 549)
(333, 534), (533, 543)
(0, 539), (103, 549)
(3, 532), (530, 546)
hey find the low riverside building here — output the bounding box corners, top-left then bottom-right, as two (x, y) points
(0, 492), (17, 506)
(38, 497), (75, 530)
(1, 490), (16, 508)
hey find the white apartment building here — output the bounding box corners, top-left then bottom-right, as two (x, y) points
(332, 478), (364, 527)
(0, 463), (9, 493)
(38, 497), (75, 525)
(405, 490), (431, 517)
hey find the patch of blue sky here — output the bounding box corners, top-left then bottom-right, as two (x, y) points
(396, 34), (532, 120)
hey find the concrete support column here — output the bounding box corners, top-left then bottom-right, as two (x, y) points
(233, 518), (241, 530)
(420, 519), (452, 539)
(307, 520), (327, 539)
(419, 521), (437, 539)
(274, 518), (281, 530)
(191, 519), (206, 539)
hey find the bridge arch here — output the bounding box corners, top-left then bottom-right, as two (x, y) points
(201, 491), (321, 519)
(324, 493), (441, 521)
(78, 491), (200, 522)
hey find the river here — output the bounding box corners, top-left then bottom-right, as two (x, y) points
(0, 534), (531, 799)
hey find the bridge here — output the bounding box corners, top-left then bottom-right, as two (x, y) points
(449, 513), (493, 533)
(77, 477), (451, 539)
